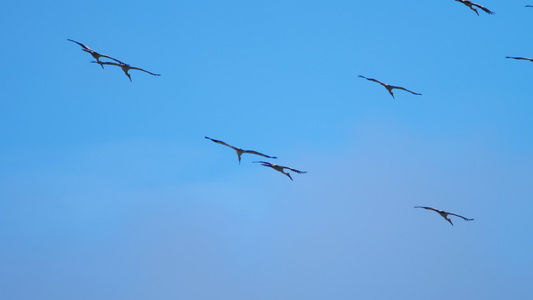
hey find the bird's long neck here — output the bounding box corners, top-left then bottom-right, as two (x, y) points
(285, 172), (293, 181)
(236, 150), (243, 164)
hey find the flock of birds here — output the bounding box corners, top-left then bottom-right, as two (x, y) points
(67, 39), (160, 82)
(204, 136), (307, 181)
(66, 2), (532, 226)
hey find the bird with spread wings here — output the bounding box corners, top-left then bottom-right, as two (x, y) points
(205, 137), (277, 164)
(91, 61), (160, 82)
(358, 75), (421, 99)
(415, 206), (474, 226)
(253, 161), (306, 181)
(67, 39), (124, 68)
(454, 0), (494, 16)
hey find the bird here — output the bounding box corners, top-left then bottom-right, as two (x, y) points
(454, 0), (494, 16)
(253, 161), (306, 181)
(506, 56), (533, 62)
(67, 39), (124, 68)
(358, 75), (421, 99)
(91, 61), (160, 81)
(414, 206), (474, 226)
(526, 5), (533, 8)
(205, 137), (277, 164)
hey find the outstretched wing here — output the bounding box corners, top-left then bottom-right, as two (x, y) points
(472, 3), (494, 14)
(284, 166), (307, 174)
(358, 75), (388, 87)
(253, 160), (272, 165)
(68, 39), (92, 51)
(527, 5), (533, 8)
(253, 161), (278, 169)
(506, 56), (533, 62)
(414, 206), (439, 212)
(391, 86), (422, 96)
(91, 61), (124, 69)
(128, 66), (161, 76)
(69, 40), (125, 63)
(448, 212), (474, 221)
(242, 150), (277, 159)
(205, 136), (237, 150)
(98, 54), (126, 64)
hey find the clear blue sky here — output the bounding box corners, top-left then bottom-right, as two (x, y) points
(1, 1), (532, 299)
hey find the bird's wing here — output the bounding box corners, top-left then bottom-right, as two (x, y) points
(242, 150), (277, 159)
(391, 86), (422, 95)
(527, 5), (533, 8)
(448, 212), (474, 221)
(414, 206), (438, 212)
(284, 166), (307, 174)
(359, 75), (387, 87)
(506, 56), (533, 61)
(205, 136), (237, 150)
(128, 66), (161, 76)
(67, 39), (92, 51)
(472, 3), (494, 14)
(91, 61), (121, 67)
(98, 54), (126, 64)
(252, 161), (275, 168)
(68, 40), (124, 63)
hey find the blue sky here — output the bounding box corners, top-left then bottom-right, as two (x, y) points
(1, 1), (532, 299)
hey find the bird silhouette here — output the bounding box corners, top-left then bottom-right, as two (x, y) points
(253, 161), (306, 181)
(454, 0), (494, 16)
(205, 137), (277, 164)
(414, 206), (474, 226)
(91, 61), (160, 81)
(67, 39), (124, 68)
(358, 75), (421, 99)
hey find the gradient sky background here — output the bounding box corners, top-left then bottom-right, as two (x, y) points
(1, 1), (532, 299)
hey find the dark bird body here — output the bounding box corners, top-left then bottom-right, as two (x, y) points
(67, 39), (124, 68)
(253, 161), (306, 181)
(454, 0), (494, 15)
(414, 206), (474, 226)
(91, 61), (160, 81)
(358, 75), (421, 99)
(205, 137), (277, 164)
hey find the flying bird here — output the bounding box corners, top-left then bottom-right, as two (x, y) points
(205, 137), (277, 164)
(358, 75), (421, 99)
(91, 61), (160, 81)
(253, 161), (306, 181)
(454, 0), (494, 15)
(506, 56), (533, 62)
(414, 206), (474, 226)
(526, 5), (533, 8)
(67, 39), (124, 68)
